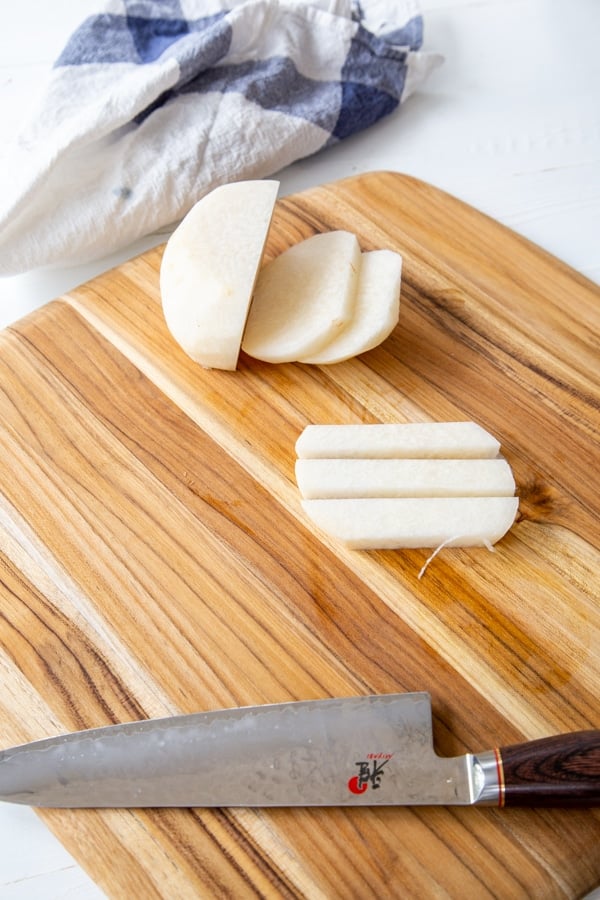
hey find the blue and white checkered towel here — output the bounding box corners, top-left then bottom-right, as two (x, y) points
(0, 0), (441, 275)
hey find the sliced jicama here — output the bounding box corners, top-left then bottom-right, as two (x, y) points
(301, 497), (519, 550)
(299, 249), (402, 364)
(295, 422), (501, 460)
(295, 421), (518, 551)
(160, 179), (279, 370)
(242, 231), (361, 363)
(295, 458), (516, 499)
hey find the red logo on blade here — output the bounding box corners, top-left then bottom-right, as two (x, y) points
(347, 775), (369, 794)
(348, 756), (392, 794)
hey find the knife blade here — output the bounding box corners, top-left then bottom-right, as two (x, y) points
(0, 693), (598, 808)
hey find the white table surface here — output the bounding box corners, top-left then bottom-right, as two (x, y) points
(1, 1), (599, 896)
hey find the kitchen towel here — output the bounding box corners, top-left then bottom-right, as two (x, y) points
(0, 0), (441, 274)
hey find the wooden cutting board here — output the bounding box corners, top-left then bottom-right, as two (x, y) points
(0, 172), (599, 898)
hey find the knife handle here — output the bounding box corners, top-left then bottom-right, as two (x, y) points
(495, 730), (600, 807)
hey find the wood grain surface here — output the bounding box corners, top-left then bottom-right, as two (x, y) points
(0, 172), (599, 898)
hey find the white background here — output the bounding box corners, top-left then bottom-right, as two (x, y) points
(0, 0), (599, 896)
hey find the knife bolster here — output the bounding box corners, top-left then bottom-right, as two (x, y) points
(472, 750), (503, 806)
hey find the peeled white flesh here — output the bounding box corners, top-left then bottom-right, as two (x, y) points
(160, 180), (279, 370)
(299, 249), (402, 364)
(295, 422), (501, 460)
(295, 458), (516, 499)
(301, 497), (520, 549)
(242, 231), (361, 363)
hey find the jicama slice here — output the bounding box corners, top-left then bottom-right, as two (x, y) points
(299, 249), (402, 364)
(295, 422), (501, 460)
(160, 179), (279, 370)
(295, 458), (516, 499)
(242, 231), (361, 363)
(301, 497), (519, 550)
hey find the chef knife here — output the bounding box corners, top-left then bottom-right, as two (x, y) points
(0, 693), (598, 808)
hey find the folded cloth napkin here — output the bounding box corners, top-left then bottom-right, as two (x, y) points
(0, 0), (441, 275)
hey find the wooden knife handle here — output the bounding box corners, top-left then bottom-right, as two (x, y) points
(497, 730), (600, 807)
